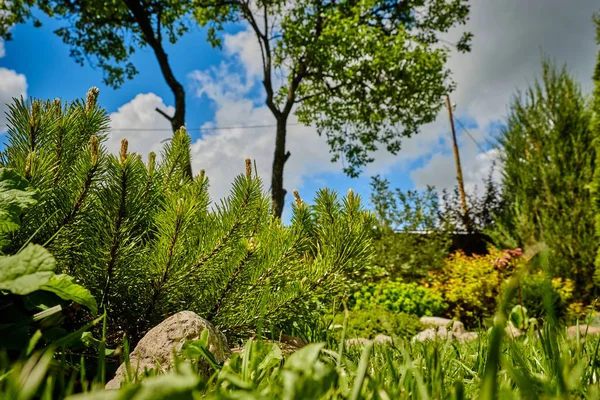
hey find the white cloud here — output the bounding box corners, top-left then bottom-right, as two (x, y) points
(223, 30), (263, 81)
(188, 85), (338, 203)
(407, 0), (599, 190)
(0, 68), (27, 130)
(107, 93), (173, 159)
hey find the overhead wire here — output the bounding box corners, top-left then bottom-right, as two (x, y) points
(452, 116), (490, 155)
(0, 122), (303, 132)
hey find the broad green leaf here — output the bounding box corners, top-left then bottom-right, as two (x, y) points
(0, 168), (38, 234)
(41, 274), (98, 315)
(0, 244), (55, 294)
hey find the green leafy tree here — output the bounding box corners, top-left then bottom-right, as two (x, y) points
(0, 88), (374, 345)
(2, 0), (472, 219)
(193, 0), (472, 218)
(492, 58), (597, 298)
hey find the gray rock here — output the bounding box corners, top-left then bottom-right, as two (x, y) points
(505, 326), (523, 338)
(420, 317), (465, 336)
(414, 317), (479, 343)
(373, 334), (393, 345)
(412, 328), (439, 342)
(456, 331), (479, 342)
(345, 337), (372, 346)
(345, 334), (393, 347)
(106, 311), (228, 390)
(567, 325), (600, 337)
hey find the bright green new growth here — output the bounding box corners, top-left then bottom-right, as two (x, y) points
(0, 88), (374, 343)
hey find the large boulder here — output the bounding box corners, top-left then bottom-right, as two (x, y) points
(106, 311), (228, 390)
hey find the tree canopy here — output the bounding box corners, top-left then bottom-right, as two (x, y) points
(197, 0), (472, 216)
(1, 0), (472, 218)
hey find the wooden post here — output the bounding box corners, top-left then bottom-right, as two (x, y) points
(445, 95), (470, 232)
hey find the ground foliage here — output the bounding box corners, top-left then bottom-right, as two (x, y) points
(0, 89), (375, 345)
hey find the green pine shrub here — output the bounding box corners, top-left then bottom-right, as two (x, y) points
(0, 89), (375, 345)
(351, 279), (447, 316)
(332, 307), (423, 341)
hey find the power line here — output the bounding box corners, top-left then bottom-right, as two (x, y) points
(112, 122), (303, 132)
(452, 117), (489, 155)
(0, 122), (303, 132)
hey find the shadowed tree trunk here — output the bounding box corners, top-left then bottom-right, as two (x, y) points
(271, 118), (291, 218)
(124, 0), (192, 178)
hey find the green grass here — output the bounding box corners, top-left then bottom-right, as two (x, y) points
(4, 315), (600, 399)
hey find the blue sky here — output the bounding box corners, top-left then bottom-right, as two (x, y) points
(1, 0), (599, 222)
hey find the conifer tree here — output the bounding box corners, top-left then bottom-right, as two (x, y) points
(0, 88), (374, 344)
(589, 13), (600, 287)
(493, 58), (597, 298)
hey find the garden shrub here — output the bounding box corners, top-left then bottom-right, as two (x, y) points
(0, 89), (375, 346)
(351, 279), (447, 316)
(512, 271), (573, 321)
(426, 249), (516, 327)
(332, 307), (423, 340)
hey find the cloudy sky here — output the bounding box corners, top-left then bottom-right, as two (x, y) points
(1, 0), (599, 222)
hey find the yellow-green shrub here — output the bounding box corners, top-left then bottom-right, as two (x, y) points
(425, 249), (515, 326)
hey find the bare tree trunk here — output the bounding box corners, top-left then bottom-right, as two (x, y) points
(124, 0), (192, 178)
(271, 117), (291, 218)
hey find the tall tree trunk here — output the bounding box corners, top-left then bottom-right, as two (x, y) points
(124, 0), (192, 178)
(271, 117), (291, 218)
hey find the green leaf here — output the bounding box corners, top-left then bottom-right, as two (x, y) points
(0, 168), (38, 234)
(41, 274), (98, 315)
(0, 244), (56, 294)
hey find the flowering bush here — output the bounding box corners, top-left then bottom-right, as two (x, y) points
(351, 279), (447, 316)
(425, 249), (520, 326)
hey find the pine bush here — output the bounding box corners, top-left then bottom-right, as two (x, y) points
(0, 89), (374, 344)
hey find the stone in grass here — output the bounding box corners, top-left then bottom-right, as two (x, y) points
(420, 317), (465, 336)
(230, 334), (307, 356)
(106, 311), (229, 390)
(504, 325), (523, 338)
(413, 317), (482, 343)
(345, 334), (393, 347)
(567, 325), (600, 337)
